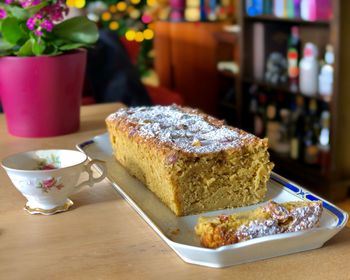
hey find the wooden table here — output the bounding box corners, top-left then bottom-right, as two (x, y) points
(1, 103), (350, 280)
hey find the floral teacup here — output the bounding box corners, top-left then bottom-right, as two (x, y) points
(1, 149), (107, 215)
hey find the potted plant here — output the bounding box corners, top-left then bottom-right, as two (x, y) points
(0, 0), (99, 137)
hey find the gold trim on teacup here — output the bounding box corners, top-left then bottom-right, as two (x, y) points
(24, 199), (74, 215)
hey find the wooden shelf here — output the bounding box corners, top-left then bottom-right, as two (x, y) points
(243, 78), (331, 103)
(244, 15), (330, 26)
(213, 31), (238, 45)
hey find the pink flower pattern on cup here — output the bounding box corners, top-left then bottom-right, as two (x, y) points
(37, 154), (60, 170)
(37, 177), (64, 193)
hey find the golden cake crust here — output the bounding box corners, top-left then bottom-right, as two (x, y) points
(106, 105), (274, 216)
(106, 106), (263, 156)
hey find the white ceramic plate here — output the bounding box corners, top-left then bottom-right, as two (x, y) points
(77, 133), (348, 268)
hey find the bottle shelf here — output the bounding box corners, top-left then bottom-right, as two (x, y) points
(243, 78), (331, 103)
(238, 1), (350, 200)
(269, 150), (327, 180)
(244, 15), (330, 26)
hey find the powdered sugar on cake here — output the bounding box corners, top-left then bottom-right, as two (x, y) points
(234, 201), (323, 243)
(107, 105), (256, 153)
(287, 204), (323, 232)
(235, 219), (282, 242)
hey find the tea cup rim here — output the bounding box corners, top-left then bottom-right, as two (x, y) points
(1, 149), (87, 173)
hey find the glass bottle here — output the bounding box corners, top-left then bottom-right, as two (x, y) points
(290, 96), (304, 160)
(254, 92), (268, 138)
(287, 26), (301, 92)
(299, 43), (319, 97)
(266, 96), (280, 150)
(303, 99), (320, 164)
(318, 110), (331, 172)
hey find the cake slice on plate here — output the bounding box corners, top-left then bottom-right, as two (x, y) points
(195, 200), (323, 248)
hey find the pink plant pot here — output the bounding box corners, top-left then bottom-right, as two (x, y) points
(0, 49), (87, 137)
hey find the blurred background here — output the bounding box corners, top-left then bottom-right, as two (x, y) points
(58, 0), (350, 206)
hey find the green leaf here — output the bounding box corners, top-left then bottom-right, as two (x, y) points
(17, 38), (34, 56)
(59, 43), (85, 51)
(0, 38), (14, 51)
(2, 18), (28, 44)
(32, 39), (45, 55)
(53, 16), (99, 45)
(51, 39), (66, 47)
(42, 43), (57, 55)
(0, 50), (13, 56)
(45, 51), (63, 56)
(7, 5), (29, 20)
(38, 42), (63, 56)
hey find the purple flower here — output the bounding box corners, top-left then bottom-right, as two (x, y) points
(41, 0), (68, 22)
(34, 13), (43, 20)
(0, 9), (6, 19)
(26, 14), (42, 30)
(34, 29), (43, 37)
(24, 0), (69, 38)
(26, 17), (35, 30)
(40, 19), (54, 32)
(19, 0), (41, 8)
(4, 0), (14, 4)
(19, 0), (31, 7)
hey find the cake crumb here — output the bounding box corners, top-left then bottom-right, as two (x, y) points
(171, 228), (180, 235)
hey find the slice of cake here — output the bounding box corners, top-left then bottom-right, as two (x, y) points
(106, 105), (274, 216)
(195, 200), (323, 248)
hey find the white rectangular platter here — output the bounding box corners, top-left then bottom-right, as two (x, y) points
(77, 133), (348, 268)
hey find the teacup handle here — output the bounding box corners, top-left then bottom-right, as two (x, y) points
(75, 159), (107, 189)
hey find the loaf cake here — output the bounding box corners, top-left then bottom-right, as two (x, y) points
(106, 105), (274, 216)
(195, 200), (323, 248)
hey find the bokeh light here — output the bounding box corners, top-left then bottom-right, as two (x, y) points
(109, 21), (120, 31)
(141, 14), (152, 24)
(74, 0), (85, 8)
(147, 0), (156, 6)
(135, 31), (144, 42)
(143, 29), (154, 40)
(125, 30), (136, 41)
(101, 12), (112, 21)
(130, 9), (141, 19)
(117, 1), (127, 11)
(66, 0), (75, 7)
(109, 5), (117, 13)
